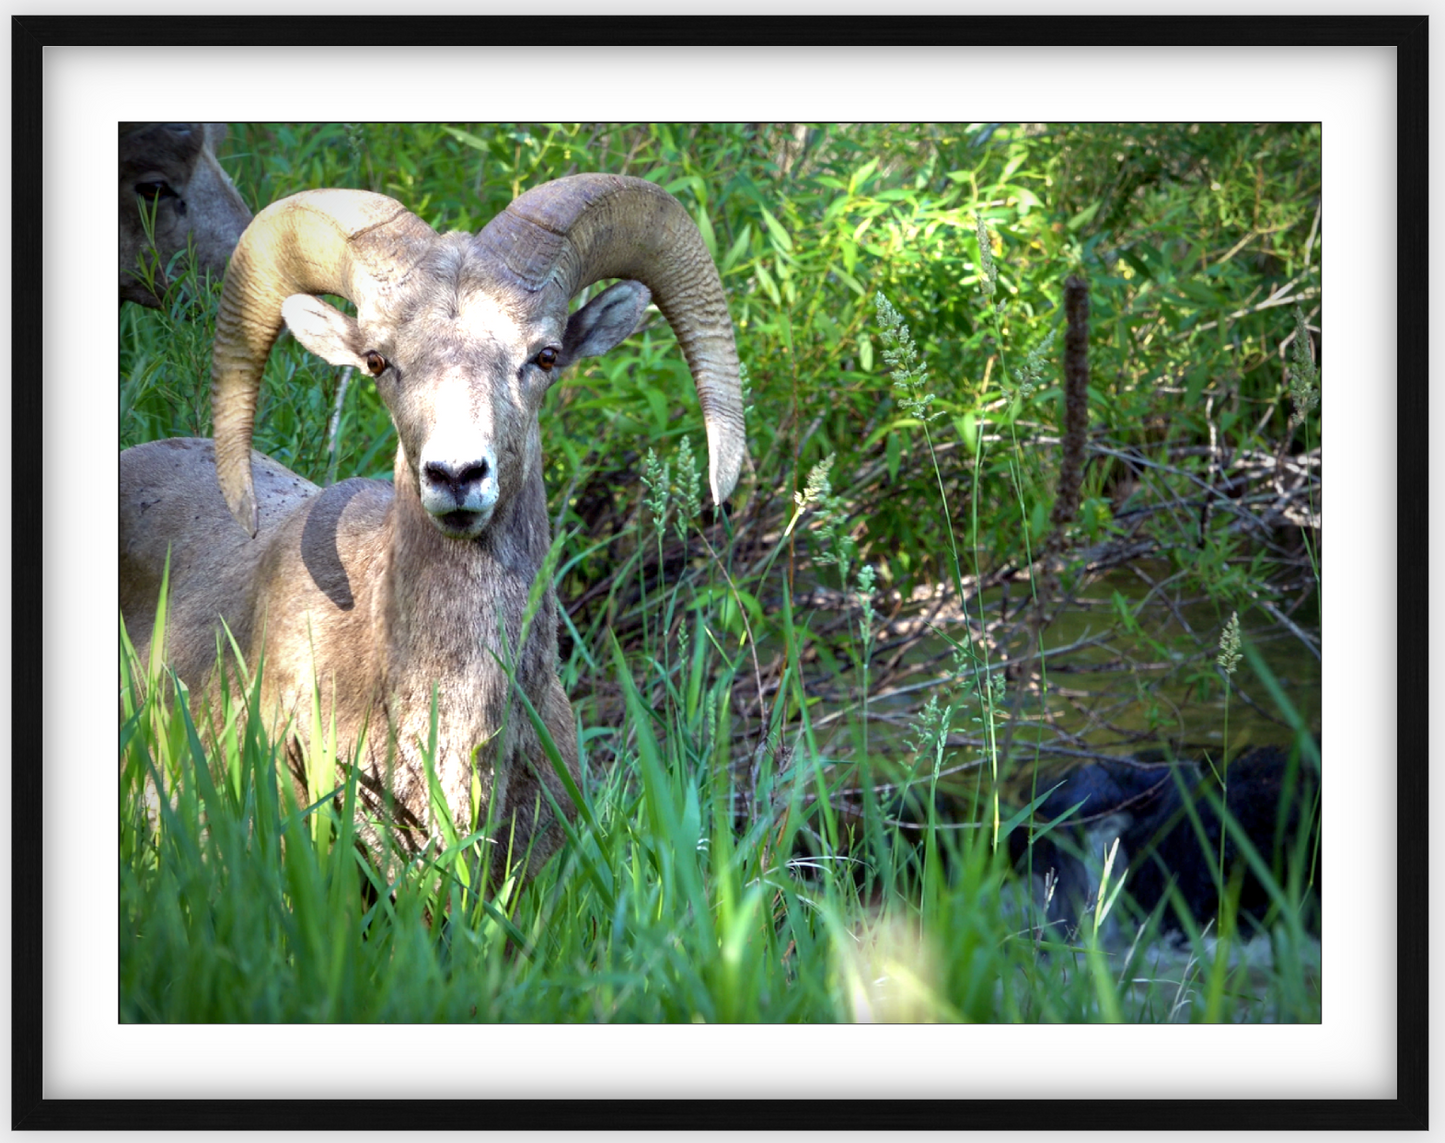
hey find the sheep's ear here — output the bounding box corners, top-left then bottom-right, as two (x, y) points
(282, 294), (367, 370)
(559, 280), (652, 365)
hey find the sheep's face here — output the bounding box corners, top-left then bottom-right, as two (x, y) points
(283, 265), (650, 541)
(119, 123), (252, 307)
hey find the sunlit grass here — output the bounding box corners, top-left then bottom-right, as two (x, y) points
(119, 122), (1322, 1024)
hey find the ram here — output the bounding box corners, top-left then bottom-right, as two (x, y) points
(119, 122), (253, 307)
(120, 174), (745, 879)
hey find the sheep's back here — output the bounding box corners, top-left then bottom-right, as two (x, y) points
(120, 437), (319, 691)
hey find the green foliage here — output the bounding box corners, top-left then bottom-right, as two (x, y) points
(125, 121), (1322, 593)
(121, 604), (1319, 1023)
(119, 123), (1321, 1024)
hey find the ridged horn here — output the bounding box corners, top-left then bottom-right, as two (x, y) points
(211, 189), (436, 536)
(475, 174), (746, 505)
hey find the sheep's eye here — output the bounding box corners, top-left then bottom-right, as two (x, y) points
(535, 347), (559, 371)
(134, 180), (178, 202)
(364, 351), (387, 376)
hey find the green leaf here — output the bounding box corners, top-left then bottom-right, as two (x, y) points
(999, 148), (1028, 183)
(753, 262), (782, 306)
(695, 208), (718, 261)
(759, 206), (793, 254)
(1013, 187), (1043, 212)
(1067, 201), (1103, 232)
(998, 781), (1069, 842)
(1121, 249), (1153, 280)
(665, 172), (705, 200)
(848, 156), (879, 193)
(721, 223), (753, 273)
(832, 266), (864, 297)
(1185, 366), (1208, 405)
(642, 385), (669, 431)
(954, 412), (978, 452)
(1176, 279), (1223, 306)
(687, 585), (762, 643)
(438, 125), (488, 151)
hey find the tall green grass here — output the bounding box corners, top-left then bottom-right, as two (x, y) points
(120, 123), (1322, 1023)
(118, 430), (1320, 1023)
(120, 614), (1321, 1023)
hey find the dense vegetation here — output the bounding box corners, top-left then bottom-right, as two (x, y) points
(120, 123), (1321, 1022)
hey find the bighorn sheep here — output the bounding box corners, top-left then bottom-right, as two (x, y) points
(120, 174), (745, 881)
(120, 123), (252, 307)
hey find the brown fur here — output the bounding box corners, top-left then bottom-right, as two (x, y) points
(120, 434), (579, 882)
(121, 177), (744, 889)
(119, 123), (252, 307)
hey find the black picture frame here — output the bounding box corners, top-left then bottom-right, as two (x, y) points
(14, 13), (1426, 1132)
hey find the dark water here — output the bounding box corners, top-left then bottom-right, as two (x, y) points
(1010, 566), (1320, 756)
(788, 559), (1320, 805)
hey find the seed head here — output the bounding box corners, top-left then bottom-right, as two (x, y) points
(875, 292), (937, 422)
(976, 216), (999, 300)
(1216, 611), (1242, 677)
(1287, 309), (1320, 430)
(642, 447), (670, 531)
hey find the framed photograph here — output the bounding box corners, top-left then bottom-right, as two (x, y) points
(15, 12), (1424, 1132)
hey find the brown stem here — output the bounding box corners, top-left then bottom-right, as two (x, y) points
(1052, 275), (1091, 532)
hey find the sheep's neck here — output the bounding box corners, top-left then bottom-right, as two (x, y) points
(368, 447), (560, 839)
(378, 449), (557, 737)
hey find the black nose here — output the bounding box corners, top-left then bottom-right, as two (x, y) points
(424, 458), (490, 503)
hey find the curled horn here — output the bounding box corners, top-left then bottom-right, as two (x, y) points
(211, 190), (436, 535)
(475, 174), (746, 505)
